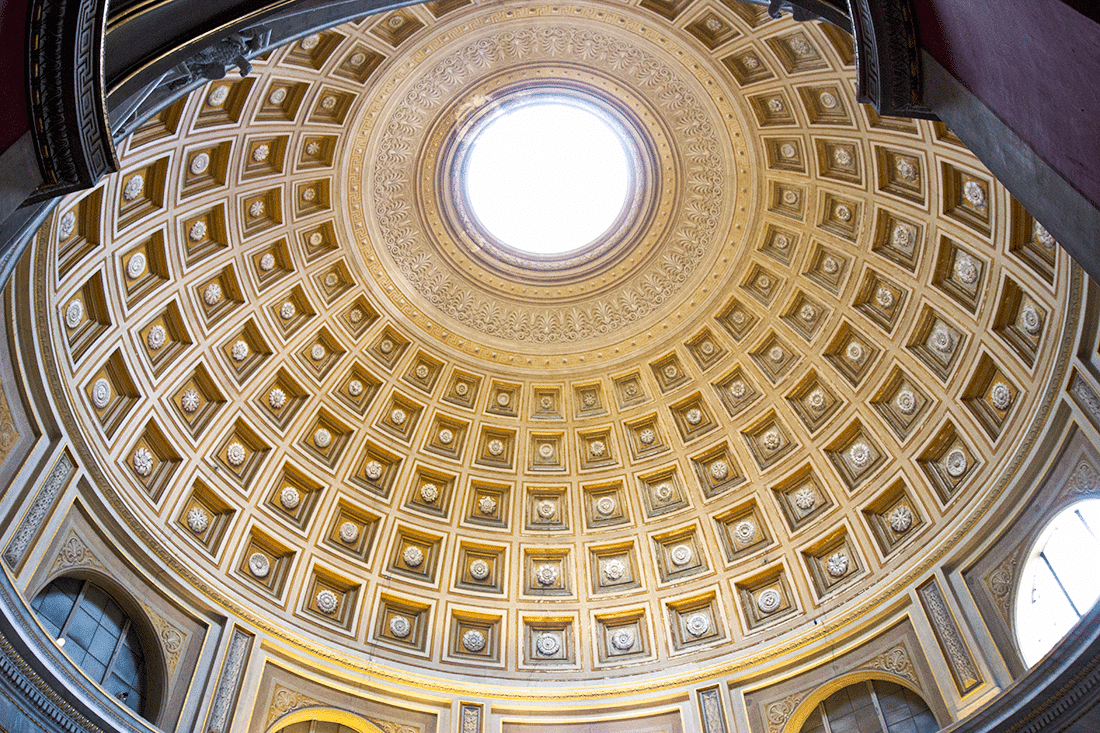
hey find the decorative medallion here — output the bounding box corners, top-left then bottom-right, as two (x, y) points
(248, 552), (270, 578)
(279, 486), (300, 510)
(888, 505), (913, 533)
(462, 629), (487, 652)
(535, 564), (559, 586)
(611, 628), (636, 651)
(389, 615), (412, 638)
(757, 588), (782, 614)
(402, 545), (425, 567)
(339, 521), (360, 543)
(469, 559), (491, 580)
(670, 544), (693, 566)
(535, 633), (561, 656)
(225, 442), (246, 466)
(91, 378), (111, 409)
(315, 589), (339, 614)
(685, 613), (711, 637)
(186, 506), (209, 534)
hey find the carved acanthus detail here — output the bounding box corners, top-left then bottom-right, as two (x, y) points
(267, 685), (321, 725)
(50, 532), (104, 574)
(766, 692), (808, 733)
(140, 602), (187, 676)
(862, 644), (918, 687)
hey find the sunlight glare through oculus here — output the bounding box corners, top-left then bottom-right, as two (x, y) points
(465, 102), (631, 256)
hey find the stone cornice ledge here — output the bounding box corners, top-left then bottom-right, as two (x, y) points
(943, 600), (1100, 733)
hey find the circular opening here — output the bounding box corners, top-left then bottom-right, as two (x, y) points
(464, 101), (632, 256)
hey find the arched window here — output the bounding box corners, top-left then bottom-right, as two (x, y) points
(31, 576), (148, 717)
(1015, 498), (1100, 666)
(799, 679), (938, 733)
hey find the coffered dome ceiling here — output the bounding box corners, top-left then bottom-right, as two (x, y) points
(31, 0), (1074, 697)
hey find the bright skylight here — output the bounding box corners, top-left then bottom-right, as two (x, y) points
(464, 102), (631, 256)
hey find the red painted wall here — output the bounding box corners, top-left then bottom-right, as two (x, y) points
(0, 0), (29, 154)
(913, 0), (1100, 210)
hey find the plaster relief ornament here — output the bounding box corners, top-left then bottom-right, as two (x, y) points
(390, 408), (407, 425)
(313, 428), (332, 449)
(207, 85), (228, 106)
(1020, 304), (1042, 334)
(826, 552), (850, 578)
(768, 346), (785, 363)
(602, 558), (626, 581)
(310, 344), (326, 361)
(846, 341), (865, 363)
(875, 287), (896, 309)
(780, 143), (797, 159)
(892, 222), (916, 249)
(91, 378), (111, 409)
(930, 327), (953, 354)
(59, 211), (76, 239)
(782, 189), (799, 205)
(402, 545), (424, 568)
(315, 589), (338, 615)
(320, 95), (337, 110)
(146, 324), (167, 350)
(308, 232), (323, 247)
(389, 615), (411, 638)
(663, 364), (678, 380)
(462, 629), (486, 653)
(268, 388), (286, 410)
(889, 505), (914, 533)
(954, 253), (979, 285)
(963, 180), (987, 208)
(132, 448), (154, 477)
(364, 460), (383, 481)
(535, 564), (559, 586)
(589, 440), (606, 457)
(704, 16), (723, 31)
(348, 379), (363, 397)
(761, 430), (782, 452)
(348, 308), (365, 325)
(338, 521), (359, 544)
(225, 442), (246, 467)
(180, 388), (200, 413)
(536, 633), (561, 657)
(487, 438), (505, 457)
(419, 483), (439, 503)
(670, 544), (693, 566)
(757, 588), (783, 614)
(268, 87), (287, 105)
(190, 153), (210, 175)
(800, 304), (817, 322)
(123, 175), (144, 202)
(252, 144), (269, 162)
(820, 91), (839, 108)
(790, 35), (812, 55)
(259, 253), (276, 272)
(806, 389), (826, 412)
(186, 506), (209, 534)
(685, 408), (703, 426)
(654, 482), (674, 502)
(379, 338), (394, 354)
(414, 364), (430, 380)
(757, 274), (771, 290)
(848, 442), (872, 469)
(793, 486), (817, 511)
(126, 252), (147, 279)
(279, 302), (295, 320)
(731, 311), (747, 325)
(833, 148), (853, 167)
(248, 552), (270, 578)
(595, 495), (617, 516)
(279, 486), (300, 510)
(477, 495), (497, 515)
(822, 256), (840, 274)
(203, 282), (222, 306)
(301, 187), (316, 202)
(1033, 221), (1055, 248)
(536, 499), (556, 519)
(895, 158), (917, 181)
(248, 200), (265, 218)
(349, 53), (367, 67)
(469, 559), (490, 580)
(734, 519), (756, 544)
(685, 613), (711, 637)
(438, 428), (454, 445)
(767, 97), (784, 113)
(300, 33), (320, 50)
(990, 381), (1013, 410)
(710, 460), (729, 481)
(945, 448), (969, 478)
(495, 391), (512, 408)
(742, 54), (760, 69)
(730, 381), (747, 399)
(639, 428), (656, 445)
(895, 389), (917, 415)
(700, 340), (715, 356)
(774, 234), (790, 249)
(834, 204), (852, 222)
(454, 381), (469, 396)
(540, 394), (555, 410)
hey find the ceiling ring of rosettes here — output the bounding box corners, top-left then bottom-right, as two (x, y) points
(32, 0), (1076, 694)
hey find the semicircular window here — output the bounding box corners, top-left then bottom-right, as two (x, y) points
(799, 679), (938, 733)
(31, 576), (148, 716)
(1016, 498), (1100, 666)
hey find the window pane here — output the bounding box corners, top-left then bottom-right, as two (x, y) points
(1043, 514), (1100, 612)
(66, 607), (98, 650)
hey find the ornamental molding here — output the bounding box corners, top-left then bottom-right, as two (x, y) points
(698, 686), (728, 733)
(49, 532), (104, 575)
(140, 602), (186, 676)
(267, 685), (322, 725)
(206, 629), (252, 733)
(1060, 458), (1100, 502)
(765, 691), (808, 733)
(862, 644), (919, 687)
(461, 703), (482, 733)
(918, 580), (981, 694)
(3, 454), (72, 570)
(986, 541), (1027, 626)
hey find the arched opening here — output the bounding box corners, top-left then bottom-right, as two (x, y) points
(1015, 498), (1100, 666)
(31, 576), (152, 719)
(798, 679), (938, 733)
(267, 707), (387, 733)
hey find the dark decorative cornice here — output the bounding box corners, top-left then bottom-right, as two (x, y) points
(846, 0), (936, 119)
(26, 0), (117, 203)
